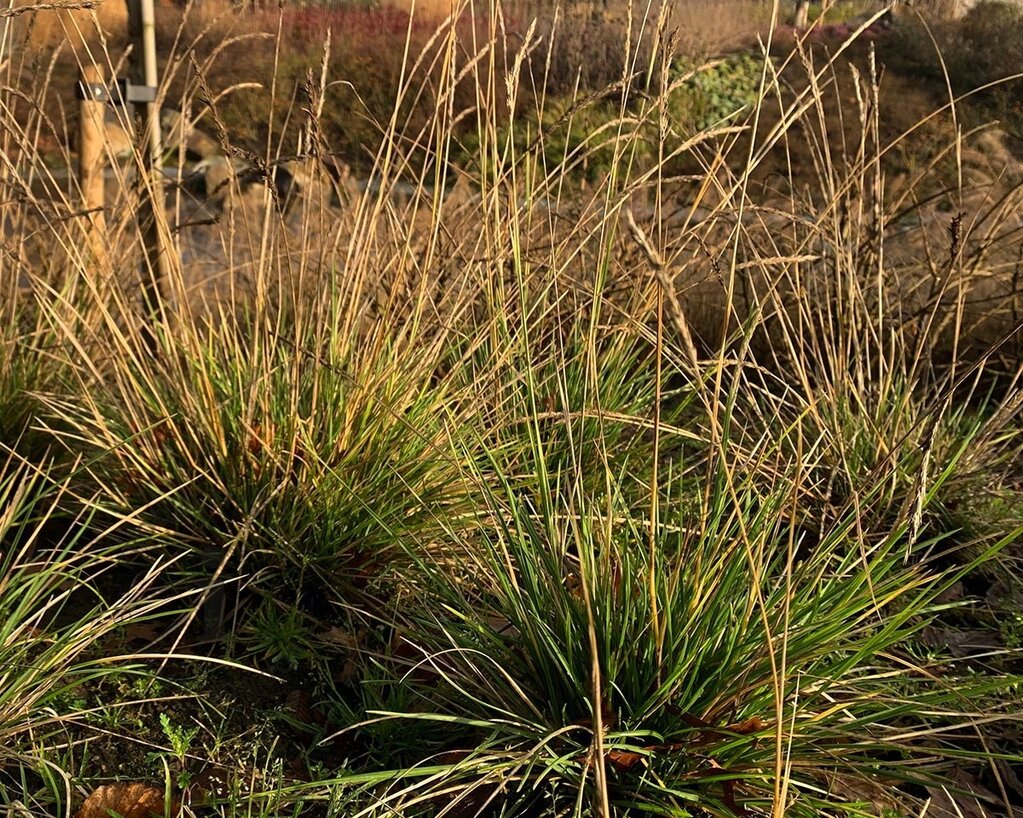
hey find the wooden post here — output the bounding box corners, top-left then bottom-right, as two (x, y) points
(794, 0), (810, 26)
(126, 0), (172, 348)
(78, 64), (108, 268)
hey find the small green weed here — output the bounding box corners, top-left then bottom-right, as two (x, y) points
(155, 712), (199, 788)
(1001, 612), (1023, 650)
(159, 712), (199, 763)
(240, 598), (317, 670)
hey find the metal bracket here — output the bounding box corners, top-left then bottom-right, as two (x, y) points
(75, 78), (156, 106)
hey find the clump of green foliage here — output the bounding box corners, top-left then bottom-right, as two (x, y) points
(456, 51), (770, 180)
(673, 52), (768, 130)
(949, 0), (1023, 124)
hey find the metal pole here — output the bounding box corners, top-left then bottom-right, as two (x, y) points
(126, 0), (172, 349)
(78, 64), (108, 269)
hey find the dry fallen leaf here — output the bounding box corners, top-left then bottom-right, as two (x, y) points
(317, 626), (363, 650)
(924, 770), (1002, 818)
(726, 716), (766, 735)
(284, 688), (327, 729)
(120, 622), (165, 645)
(923, 786), (992, 818)
(247, 422), (268, 457)
(606, 749), (646, 771)
(74, 782), (173, 818)
(825, 772), (908, 815)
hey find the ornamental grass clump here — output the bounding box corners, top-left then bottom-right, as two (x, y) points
(0, 453), (183, 771)
(310, 8), (1023, 816)
(48, 287), (470, 613)
(30, 31), (481, 618)
(0, 284), (80, 464)
(712, 36), (1023, 548)
(350, 382), (1016, 817)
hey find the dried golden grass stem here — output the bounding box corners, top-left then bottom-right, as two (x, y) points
(0, 0), (101, 18)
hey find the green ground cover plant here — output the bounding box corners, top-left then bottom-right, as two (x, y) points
(674, 52), (768, 131)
